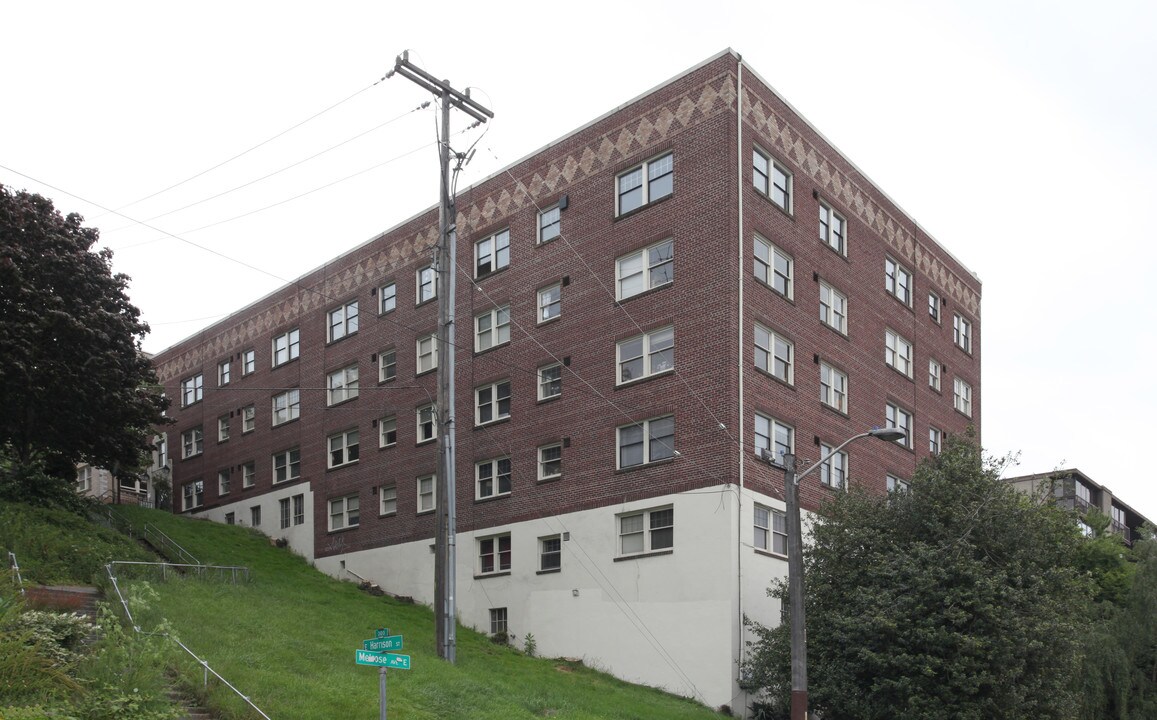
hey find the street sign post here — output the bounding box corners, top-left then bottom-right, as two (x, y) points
(356, 631), (409, 720)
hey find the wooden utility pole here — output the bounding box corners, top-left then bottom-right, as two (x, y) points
(389, 52), (492, 663)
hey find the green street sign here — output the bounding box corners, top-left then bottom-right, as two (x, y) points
(374, 628), (390, 639)
(363, 635), (403, 652)
(356, 650), (411, 669)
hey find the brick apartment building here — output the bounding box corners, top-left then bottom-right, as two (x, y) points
(150, 50), (981, 712)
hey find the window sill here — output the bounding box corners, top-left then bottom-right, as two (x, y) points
(326, 461), (359, 473)
(180, 454), (203, 462)
(474, 265), (511, 282)
(615, 457), (675, 475)
(954, 409), (974, 421)
(820, 403), (850, 419)
(753, 188), (794, 220)
(753, 547), (787, 560)
(614, 549), (673, 562)
(613, 191), (672, 222)
(955, 345), (974, 357)
(885, 293), (915, 314)
(474, 341), (511, 357)
(271, 478), (302, 486)
(474, 416), (511, 430)
(379, 511), (397, 518)
(754, 366), (795, 390)
(415, 297), (437, 309)
(272, 417), (301, 429)
(753, 277), (795, 304)
(416, 508), (436, 516)
(326, 525), (359, 535)
(378, 308), (396, 318)
(271, 357), (300, 371)
(537, 475), (562, 485)
(326, 396), (359, 409)
(325, 332), (357, 348)
(378, 377), (397, 385)
(536, 568), (561, 575)
(884, 364), (915, 383)
(820, 240), (848, 261)
(537, 394), (562, 405)
(615, 369), (674, 390)
(475, 493), (511, 504)
(416, 367), (437, 378)
(416, 438), (437, 447)
(474, 570), (512, 580)
(615, 280), (672, 306)
(242, 485), (255, 491)
(379, 443), (397, 451)
(537, 315), (561, 327)
(820, 322), (848, 340)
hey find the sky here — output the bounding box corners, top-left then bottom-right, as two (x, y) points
(3, 1), (1156, 516)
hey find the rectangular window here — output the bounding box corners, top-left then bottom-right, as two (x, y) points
(887, 475), (909, 493)
(490, 607), (508, 635)
(328, 495), (359, 531)
(886, 403), (913, 448)
(885, 330), (914, 378)
(754, 324), (793, 384)
(475, 305), (511, 351)
(617, 152), (673, 215)
(379, 415), (397, 448)
(327, 365), (359, 406)
(328, 429), (360, 468)
(616, 238), (673, 300)
(273, 447), (301, 484)
(754, 414), (794, 463)
(217, 415), (230, 442)
(928, 292), (941, 323)
(181, 374), (204, 407)
(416, 334), (438, 374)
(379, 486), (397, 516)
(754, 505), (787, 555)
(538, 283), (561, 323)
(77, 466), (93, 492)
(225, 512), (235, 525)
(218, 469), (231, 495)
(242, 350), (255, 375)
(380, 282), (397, 314)
(416, 404), (437, 443)
(954, 314), (973, 353)
(753, 149), (791, 212)
(929, 427), (942, 455)
(618, 416), (675, 468)
(272, 329), (300, 367)
(272, 389), (301, 426)
(475, 381), (511, 425)
(538, 363), (562, 400)
(242, 461), (255, 488)
(417, 474), (436, 513)
(218, 360), (231, 386)
(538, 444), (562, 481)
(619, 507), (674, 556)
(754, 235), (793, 298)
(280, 498), (291, 529)
(819, 444), (848, 489)
(820, 363), (848, 413)
(328, 301), (359, 342)
(885, 257), (913, 306)
(540, 535), (562, 571)
(819, 201), (846, 254)
(476, 457), (512, 499)
(239, 404), (255, 433)
(929, 359), (942, 391)
(378, 349), (397, 383)
(416, 265), (436, 304)
(954, 377), (973, 417)
(475, 229), (511, 276)
(293, 494), (304, 525)
(251, 505), (261, 527)
(182, 480), (204, 511)
(478, 534), (512, 575)
(617, 326), (674, 384)
(819, 282), (847, 334)
(181, 427), (203, 459)
(538, 205), (561, 243)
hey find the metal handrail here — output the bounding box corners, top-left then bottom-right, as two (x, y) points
(142, 524), (200, 565)
(8, 551), (25, 595)
(107, 561), (250, 584)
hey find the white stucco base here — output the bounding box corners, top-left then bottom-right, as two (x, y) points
(197, 485), (316, 561)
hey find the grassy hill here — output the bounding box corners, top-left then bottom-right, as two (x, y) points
(6, 503), (726, 720)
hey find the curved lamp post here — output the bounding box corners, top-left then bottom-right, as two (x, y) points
(760, 427), (905, 720)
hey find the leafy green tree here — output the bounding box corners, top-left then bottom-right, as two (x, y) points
(743, 435), (1090, 720)
(0, 185), (166, 503)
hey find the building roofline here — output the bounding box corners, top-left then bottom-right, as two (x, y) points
(1006, 467), (1152, 524)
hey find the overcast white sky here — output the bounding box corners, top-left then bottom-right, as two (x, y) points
(4, 1), (1155, 517)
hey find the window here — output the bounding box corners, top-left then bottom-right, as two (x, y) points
(618, 416), (675, 468)
(616, 238), (673, 299)
(181, 428), (203, 459)
(754, 414), (794, 463)
(478, 534), (512, 574)
(416, 265), (436, 304)
(378, 349), (397, 383)
(417, 404), (437, 443)
(538, 284), (561, 323)
(476, 457), (512, 499)
(181, 374), (203, 407)
(239, 404), (255, 433)
(272, 389), (300, 426)
(293, 494), (306, 526)
(954, 377), (973, 417)
(475, 381), (511, 425)
(217, 415), (230, 442)
(380, 282), (397, 314)
(540, 535), (562, 571)
(954, 314), (973, 353)
(475, 229), (510, 276)
(280, 498), (291, 529)
(327, 365), (359, 405)
(887, 475), (909, 493)
(929, 427), (942, 455)
(619, 507), (673, 556)
(417, 474), (436, 513)
(753, 149), (791, 211)
(886, 403), (913, 448)
(819, 282), (847, 334)
(754, 505), (787, 555)
(77, 466), (93, 492)
(251, 505), (261, 527)
(217, 469), (230, 495)
(885, 257), (912, 306)
(538, 205), (560, 243)
(242, 350), (255, 375)
(885, 330), (914, 378)
(379, 416), (397, 448)
(617, 326), (674, 383)
(617, 152), (672, 215)
(538, 444), (562, 481)
(328, 301), (359, 342)
(182, 480), (203, 511)
(820, 363), (848, 413)
(416, 334), (438, 374)
(272, 329), (300, 366)
(225, 512), (235, 525)
(819, 444), (848, 489)
(273, 447), (301, 484)
(328, 429), (360, 468)
(242, 461), (255, 488)
(753, 235), (792, 298)
(490, 607), (508, 635)
(538, 363), (562, 400)
(819, 201), (846, 254)
(218, 360), (231, 386)
(475, 306), (511, 351)
(929, 359), (942, 391)
(380, 486), (397, 516)
(328, 495), (359, 531)
(754, 324), (793, 384)
(928, 292), (941, 323)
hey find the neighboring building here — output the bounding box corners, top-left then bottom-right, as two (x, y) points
(150, 50), (981, 712)
(76, 463), (154, 506)
(1007, 468), (1151, 545)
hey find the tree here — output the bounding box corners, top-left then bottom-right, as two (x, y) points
(0, 185), (166, 503)
(743, 435), (1090, 720)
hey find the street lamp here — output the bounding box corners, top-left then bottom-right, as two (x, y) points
(760, 427), (905, 720)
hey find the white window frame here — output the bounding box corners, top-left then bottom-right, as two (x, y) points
(328, 495), (359, 531)
(616, 152), (673, 215)
(416, 334), (438, 374)
(218, 360), (231, 386)
(272, 389), (300, 426)
(417, 474), (436, 513)
(954, 377), (973, 417)
(242, 462), (255, 488)
(378, 349), (397, 383)
(181, 427), (203, 459)
(327, 364), (359, 406)
(928, 291), (941, 323)
(538, 363), (562, 401)
(181, 374), (203, 407)
(475, 229), (511, 277)
(242, 349), (255, 375)
(754, 323), (793, 384)
(885, 257), (913, 306)
(754, 505), (787, 555)
(615, 238), (673, 300)
(327, 429), (360, 469)
(217, 415), (230, 442)
(328, 301), (359, 342)
(416, 265), (437, 305)
(272, 447), (301, 484)
(539, 535), (562, 571)
(182, 480), (204, 511)
(279, 497), (291, 529)
(754, 413), (794, 463)
(478, 534), (512, 575)
(490, 607), (508, 635)
(538, 204), (561, 243)
(887, 475), (910, 493)
(820, 362), (848, 413)
(538, 443), (562, 481)
(379, 415), (397, 448)
(617, 326), (674, 384)
(753, 148), (792, 212)
(819, 444), (848, 489)
(954, 313), (973, 353)
(475, 457), (512, 500)
(250, 506), (261, 527)
(885, 329), (914, 378)
(538, 283), (561, 323)
(819, 281), (847, 334)
(886, 403), (913, 448)
(929, 426), (942, 455)
(287, 492), (302, 522)
(617, 415), (675, 469)
(416, 404), (437, 444)
(929, 359), (942, 391)
(379, 486), (397, 516)
(475, 305), (511, 352)
(242, 404), (256, 433)
(272, 328), (300, 367)
(77, 466), (93, 492)
(754, 235), (793, 298)
(618, 506), (674, 557)
(379, 282), (397, 314)
(475, 381), (511, 426)
(819, 201), (846, 254)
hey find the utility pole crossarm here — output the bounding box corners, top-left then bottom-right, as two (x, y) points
(392, 52), (493, 124)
